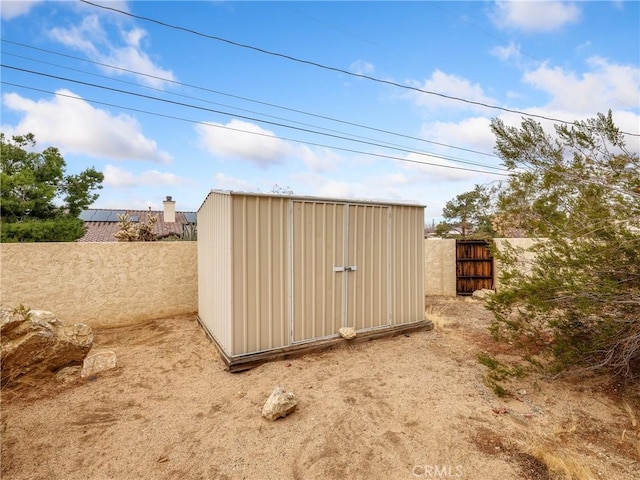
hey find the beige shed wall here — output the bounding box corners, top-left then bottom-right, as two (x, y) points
(197, 191), (233, 353)
(424, 239), (457, 296)
(390, 205), (425, 324)
(230, 194), (290, 356)
(0, 242), (197, 327)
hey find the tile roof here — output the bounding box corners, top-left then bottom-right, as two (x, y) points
(77, 209), (196, 242)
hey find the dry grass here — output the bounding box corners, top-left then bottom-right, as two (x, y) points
(527, 445), (597, 480)
(424, 305), (458, 331)
(622, 400), (637, 429)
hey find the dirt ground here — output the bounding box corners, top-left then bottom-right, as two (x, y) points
(1, 296), (639, 480)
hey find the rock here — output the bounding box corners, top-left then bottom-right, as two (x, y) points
(0, 307), (93, 387)
(472, 289), (495, 300)
(55, 366), (82, 384)
(81, 350), (117, 378)
(261, 386), (298, 421)
(339, 327), (357, 340)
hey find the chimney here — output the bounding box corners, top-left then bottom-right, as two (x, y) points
(163, 195), (176, 223)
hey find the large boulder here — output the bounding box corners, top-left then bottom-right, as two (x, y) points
(0, 307), (93, 387)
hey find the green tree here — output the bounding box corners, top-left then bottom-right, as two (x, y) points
(1, 133), (104, 242)
(487, 111), (640, 382)
(435, 185), (495, 238)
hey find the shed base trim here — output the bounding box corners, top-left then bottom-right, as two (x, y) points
(198, 319), (433, 373)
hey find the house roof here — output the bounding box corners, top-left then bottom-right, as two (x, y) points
(77, 209), (196, 242)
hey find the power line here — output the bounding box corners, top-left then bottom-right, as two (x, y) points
(2, 64), (509, 173)
(1, 39), (499, 158)
(1, 80), (509, 178)
(1, 49), (502, 165)
(79, 0), (640, 138)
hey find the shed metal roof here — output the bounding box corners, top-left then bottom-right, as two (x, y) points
(198, 189), (426, 212)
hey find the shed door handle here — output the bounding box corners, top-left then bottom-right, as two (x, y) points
(333, 266), (358, 272)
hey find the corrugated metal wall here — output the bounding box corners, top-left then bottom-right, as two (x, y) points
(390, 205), (425, 324)
(198, 191), (233, 353)
(231, 195), (290, 355)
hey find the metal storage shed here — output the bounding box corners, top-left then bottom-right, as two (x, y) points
(197, 190), (430, 371)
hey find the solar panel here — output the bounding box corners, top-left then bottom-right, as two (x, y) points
(106, 210), (126, 222)
(91, 211), (111, 222)
(184, 212), (197, 224)
(79, 210), (94, 221)
(130, 215), (139, 223)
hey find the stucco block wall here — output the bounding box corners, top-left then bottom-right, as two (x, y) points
(493, 238), (540, 291)
(1, 242), (197, 327)
(424, 238), (540, 297)
(424, 239), (457, 296)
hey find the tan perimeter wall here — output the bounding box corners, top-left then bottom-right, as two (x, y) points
(1, 242), (197, 327)
(493, 238), (540, 291)
(424, 238), (457, 296)
(424, 238), (540, 297)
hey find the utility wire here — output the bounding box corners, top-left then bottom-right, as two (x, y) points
(1, 50), (503, 168)
(1, 39), (499, 158)
(0, 80), (510, 178)
(79, 0), (640, 137)
(2, 64), (508, 173)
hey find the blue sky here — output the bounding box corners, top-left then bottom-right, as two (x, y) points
(1, 1), (639, 223)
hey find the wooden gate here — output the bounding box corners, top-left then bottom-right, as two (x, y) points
(456, 240), (493, 296)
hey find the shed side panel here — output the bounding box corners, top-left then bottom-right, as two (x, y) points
(391, 205), (425, 325)
(231, 195), (289, 355)
(198, 192), (233, 353)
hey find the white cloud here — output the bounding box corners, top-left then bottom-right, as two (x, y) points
(213, 173), (258, 192)
(196, 119), (291, 167)
(48, 14), (176, 88)
(523, 57), (640, 113)
(489, 41), (521, 61)
(3, 90), (172, 163)
(409, 70), (498, 112)
(490, 1), (581, 32)
(297, 145), (341, 173)
(103, 165), (136, 187)
(400, 153), (482, 183)
(350, 60), (374, 76)
(104, 165), (191, 188)
(139, 169), (191, 186)
(422, 117), (497, 156)
(292, 173), (357, 199)
(0, 0), (42, 19)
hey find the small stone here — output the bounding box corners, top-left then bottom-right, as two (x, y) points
(339, 327), (357, 340)
(262, 386), (298, 421)
(81, 350), (117, 378)
(517, 389), (527, 395)
(472, 289), (495, 300)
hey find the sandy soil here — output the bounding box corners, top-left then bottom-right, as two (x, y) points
(1, 297), (639, 480)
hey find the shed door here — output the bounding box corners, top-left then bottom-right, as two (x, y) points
(345, 204), (390, 331)
(292, 202), (390, 343)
